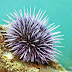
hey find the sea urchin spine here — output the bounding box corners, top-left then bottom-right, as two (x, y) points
(1, 7), (64, 64)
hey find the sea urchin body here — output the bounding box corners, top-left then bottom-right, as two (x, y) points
(2, 7), (64, 64)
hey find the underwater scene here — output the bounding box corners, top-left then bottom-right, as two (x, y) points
(0, 0), (72, 72)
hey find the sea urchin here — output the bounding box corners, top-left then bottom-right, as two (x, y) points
(2, 7), (64, 64)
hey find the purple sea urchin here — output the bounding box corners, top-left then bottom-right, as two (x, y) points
(2, 7), (64, 64)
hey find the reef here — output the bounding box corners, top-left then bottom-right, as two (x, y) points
(0, 25), (69, 72)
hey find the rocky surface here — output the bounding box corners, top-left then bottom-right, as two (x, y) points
(0, 25), (69, 72)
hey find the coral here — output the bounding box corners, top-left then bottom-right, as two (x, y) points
(2, 7), (64, 64)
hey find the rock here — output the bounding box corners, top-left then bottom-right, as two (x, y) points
(0, 25), (69, 72)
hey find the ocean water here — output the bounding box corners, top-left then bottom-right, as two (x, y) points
(0, 0), (72, 71)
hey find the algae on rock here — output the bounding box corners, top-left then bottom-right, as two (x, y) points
(0, 25), (69, 72)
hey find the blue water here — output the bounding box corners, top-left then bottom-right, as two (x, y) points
(0, 0), (72, 71)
